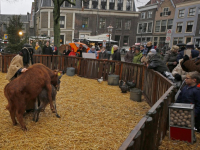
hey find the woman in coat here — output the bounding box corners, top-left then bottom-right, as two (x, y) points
(163, 45), (179, 72)
(63, 44), (71, 55)
(34, 42), (42, 54)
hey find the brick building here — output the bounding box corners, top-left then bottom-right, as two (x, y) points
(33, 0), (139, 47)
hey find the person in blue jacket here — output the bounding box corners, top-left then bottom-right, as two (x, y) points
(88, 46), (97, 57)
(177, 42), (199, 62)
(176, 72), (200, 132)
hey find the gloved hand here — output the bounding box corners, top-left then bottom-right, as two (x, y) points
(174, 74), (182, 81)
(183, 55), (189, 63)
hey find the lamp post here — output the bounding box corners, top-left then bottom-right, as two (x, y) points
(19, 31), (23, 36)
(107, 25), (113, 51)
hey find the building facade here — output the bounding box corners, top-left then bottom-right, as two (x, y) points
(170, 0), (200, 47)
(152, 0), (176, 49)
(136, 3), (158, 45)
(34, 0), (139, 47)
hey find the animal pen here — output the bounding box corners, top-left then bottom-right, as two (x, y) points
(0, 54), (175, 149)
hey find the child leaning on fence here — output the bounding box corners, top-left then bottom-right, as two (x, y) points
(176, 72), (200, 132)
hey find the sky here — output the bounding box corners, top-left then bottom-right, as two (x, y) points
(1, 0), (150, 14)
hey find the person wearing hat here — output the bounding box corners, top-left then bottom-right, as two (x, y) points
(133, 47), (143, 64)
(6, 43), (34, 81)
(88, 45), (97, 57)
(147, 49), (169, 74)
(177, 42), (199, 62)
(124, 45), (135, 63)
(163, 45), (179, 72)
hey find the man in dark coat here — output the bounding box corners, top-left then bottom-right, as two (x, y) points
(42, 41), (53, 55)
(147, 49), (169, 74)
(124, 45), (135, 63)
(112, 45), (121, 61)
(99, 47), (109, 60)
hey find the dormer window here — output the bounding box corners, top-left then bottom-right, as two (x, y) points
(160, 7), (171, 16)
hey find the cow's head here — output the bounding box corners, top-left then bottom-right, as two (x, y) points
(53, 71), (63, 91)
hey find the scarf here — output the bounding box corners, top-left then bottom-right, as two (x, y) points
(35, 45), (39, 50)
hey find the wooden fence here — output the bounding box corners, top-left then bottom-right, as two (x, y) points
(0, 54), (175, 149)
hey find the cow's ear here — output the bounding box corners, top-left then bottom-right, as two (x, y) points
(54, 71), (58, 76)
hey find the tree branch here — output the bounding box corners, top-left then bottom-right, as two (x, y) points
(66, 0), (76, 6)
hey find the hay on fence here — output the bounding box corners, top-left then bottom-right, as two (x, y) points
(0, 72), (150, 149)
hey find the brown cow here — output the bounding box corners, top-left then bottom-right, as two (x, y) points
(4, 63), (58, 131)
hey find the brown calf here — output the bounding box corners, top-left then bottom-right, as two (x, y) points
(4, 63), (58, 131)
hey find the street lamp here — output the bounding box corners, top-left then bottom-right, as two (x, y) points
(19, 31), (23, 36)
(107, 25), (113, 51)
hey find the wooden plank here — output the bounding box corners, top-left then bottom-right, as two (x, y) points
(119, 117), (147, 150)
(3, 56), (7, 73)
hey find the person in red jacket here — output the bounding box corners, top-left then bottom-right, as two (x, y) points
(69, 48), (76, 56)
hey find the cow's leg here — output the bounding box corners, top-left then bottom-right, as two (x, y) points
(46, 84), (55, 113)
(9, 107), (17, 125)
(53, 100), (60, 118)
(16, 107), (27, 131)
(33, 101), (48, 122)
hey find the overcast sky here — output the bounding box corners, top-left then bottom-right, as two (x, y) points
(1, 0), (149, 14)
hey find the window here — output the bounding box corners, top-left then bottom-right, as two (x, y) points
(138, 22), (153, 33)
(60, 35), (64, 44)
(109, 0), (115, 9)
(116, 19), (122, 29)
(137, 38), (141, 43)
(159, 37), (166, 48)
(138, 24), (142, 33)
(126, 0), (132, 11)
(173, 37), (178, 45)
(176, 22), (183, 33)
(147, 11), (152, 18)
(179, 37), (183, 44)
(161, 20), (167, 32)
(163, 8), (169, 16)
(186, 21), (194, 32)
(141, 12), (145, 19)
(99, 18), (106, 29)
(167, 19), (173, 29)
(123, 36), (129, 46)
(60, 16), (65, 28)
(82, 18), (88, 28)
(155, 21), (160, 32)
(125, 20), (131, 30)
(142, 23), (147, 33)
(147, 37), (151, 42)
(115, 35), (121, 45)
(154, 37), (158, 46)
(178, 9), (185, 18)
(188, 8), (196, 16)
(147, 22), (152, 32)
(186, 37), (192, 43)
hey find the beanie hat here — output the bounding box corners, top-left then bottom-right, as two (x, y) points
(149, 49), (157, 54)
